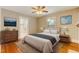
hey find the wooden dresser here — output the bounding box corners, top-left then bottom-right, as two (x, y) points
(1, 30), (18, 44)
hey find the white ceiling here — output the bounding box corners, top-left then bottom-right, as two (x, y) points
(0, 6), (78, 17)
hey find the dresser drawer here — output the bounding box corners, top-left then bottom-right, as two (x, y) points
(1, 31), (18, 44)
(59, 35), (71, 43)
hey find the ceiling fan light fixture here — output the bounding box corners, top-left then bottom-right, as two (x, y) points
(32, 6), (48, 15)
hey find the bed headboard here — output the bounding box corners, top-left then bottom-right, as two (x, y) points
(43, 26), (60, 34)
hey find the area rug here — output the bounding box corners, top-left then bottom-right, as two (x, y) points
(15, 41), (40, 53)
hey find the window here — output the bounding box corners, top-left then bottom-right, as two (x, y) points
(47, 18), (56, 26)
(18, 16), (29, 39)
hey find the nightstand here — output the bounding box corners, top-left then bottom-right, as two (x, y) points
(59, 35), (71, 43)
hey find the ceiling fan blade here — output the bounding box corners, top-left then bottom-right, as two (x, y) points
(43, 10), (48, 12)
(32, 10), (38, 13)
(38, 6), (45, 9)
(42, 6), (46, 9)
(32, 7), (38, 10)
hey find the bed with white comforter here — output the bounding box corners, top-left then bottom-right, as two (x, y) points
(23, 32), (60, 53)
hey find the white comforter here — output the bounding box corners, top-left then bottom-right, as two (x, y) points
(24, 33), (60, 53)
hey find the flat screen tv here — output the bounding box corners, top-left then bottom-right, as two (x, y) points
(4, 17), (16, 27)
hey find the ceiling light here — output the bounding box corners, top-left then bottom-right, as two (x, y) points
(32, 6), (48, 15)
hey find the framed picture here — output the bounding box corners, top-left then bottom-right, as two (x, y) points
(4, 17), (17, 27)
(60, 15), (72, 25)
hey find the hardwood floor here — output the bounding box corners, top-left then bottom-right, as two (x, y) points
(1, 42), (21, 53)
(58, 42), (79, 53)
(1, 42), (79, 53)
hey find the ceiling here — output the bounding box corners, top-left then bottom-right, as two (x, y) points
(0, 6), (78, 17)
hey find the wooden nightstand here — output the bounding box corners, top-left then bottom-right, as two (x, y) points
(59, 35), (71, 43)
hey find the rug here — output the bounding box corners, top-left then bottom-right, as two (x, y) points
(15, 41), (40, 53)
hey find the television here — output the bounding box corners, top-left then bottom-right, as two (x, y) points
(4, 17), (16, 27)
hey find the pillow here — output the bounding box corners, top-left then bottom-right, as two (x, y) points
(50, 30), (58, 34)
(43, 29), (50, 33)
(43, 29), (58, 34)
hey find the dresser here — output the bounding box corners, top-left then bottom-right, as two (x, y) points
(1, 30), (18, 44)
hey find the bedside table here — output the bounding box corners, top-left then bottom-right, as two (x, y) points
(59, 35), (71, 43)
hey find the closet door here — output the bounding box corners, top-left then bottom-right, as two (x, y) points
(18, 16), (29, 39)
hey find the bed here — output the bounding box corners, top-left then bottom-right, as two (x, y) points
(23, 29), (60, 53)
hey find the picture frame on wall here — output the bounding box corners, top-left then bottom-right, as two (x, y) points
(4, 17), (17, 27)
(60, 15), (72, 25)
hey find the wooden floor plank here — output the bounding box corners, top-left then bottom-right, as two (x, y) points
(1, 42), (79, 53)
(58, 42), (79, 53)
(1, 42), (21, 53)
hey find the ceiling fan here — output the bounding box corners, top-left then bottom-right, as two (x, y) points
(32, 6), (48, 14)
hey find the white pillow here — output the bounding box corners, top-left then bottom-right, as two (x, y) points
(43, 29), (50, 33)
(43, 28), (59, 34)
(50, 30), (58, 34)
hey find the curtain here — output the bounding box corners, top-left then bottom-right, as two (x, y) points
(18, 16), (29, 39)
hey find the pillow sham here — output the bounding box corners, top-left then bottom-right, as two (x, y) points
(50, 30), (58, 34)
(43, 29), (50, 33)
(43, 29), (59, 34)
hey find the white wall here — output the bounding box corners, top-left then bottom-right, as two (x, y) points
(37, 8), (79, 44)
(29, 18), (37, 34)
(0, 8), (37, 39)
(0, 8), (1, 52)
(1, 8), (19, 31)
(68, 28), (79, 43)
(0, 8), (1, 32)
(0, 8), (1, 46)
